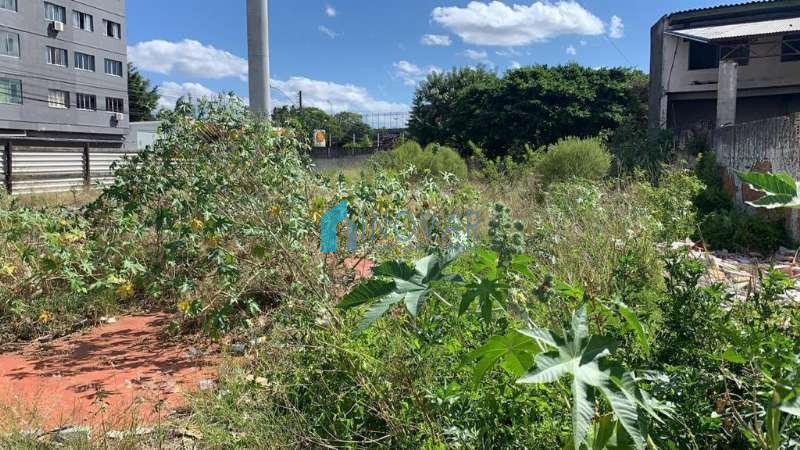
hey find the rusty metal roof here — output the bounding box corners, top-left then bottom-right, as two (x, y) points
(666, 16), (800, 41)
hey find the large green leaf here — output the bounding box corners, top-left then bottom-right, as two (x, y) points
(469, 331), (541, 385)
(339, 279), (396, 309)
(460, 278), (507, 322)
(736, 171), (800, 209)
(614, 300), (651, 356)
(517, 307), (654, 450)
(339, 253), (454, 330)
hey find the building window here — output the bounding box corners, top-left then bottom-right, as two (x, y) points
(0, 78), (22, 104)
(72, 11), (93, 31)
(0, 31), (19, 57)
(782, 34), (800, 62)
(106, 97), (124, 113)
(44, 2), (66, 23)
(76, 93), (96, 110)
(48, 89), (69, 108)
(0, 0), (17, 12)
(104, 20), (121, 39)
(46, 46), (68, 67)
(74, 52), (95, 71)
(719, 41), (750, 66)
(104, 58), (123, 76)
(688, 40), (719, 70)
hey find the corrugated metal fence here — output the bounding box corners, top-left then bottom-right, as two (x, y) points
(2, 141), (137, 195)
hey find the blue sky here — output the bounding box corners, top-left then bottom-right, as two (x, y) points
(126, 0), (725, 112)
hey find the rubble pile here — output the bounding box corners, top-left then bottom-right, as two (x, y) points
(672, 239), (800, 303)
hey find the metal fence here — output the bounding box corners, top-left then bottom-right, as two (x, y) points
(2, 140), (136, 195)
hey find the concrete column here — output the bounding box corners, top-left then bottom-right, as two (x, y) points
(247, 0), (271, 116)
(658, 95), (669, 129)
(717, 60), (738, 128)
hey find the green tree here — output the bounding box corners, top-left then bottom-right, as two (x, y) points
(127, 63), (160, 122)
(408, 64), (648, 159)
(334, 111), (371, 148)
(272, 106), (345, 147)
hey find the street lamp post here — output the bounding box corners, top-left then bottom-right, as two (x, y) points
(247, 0), (271, 116)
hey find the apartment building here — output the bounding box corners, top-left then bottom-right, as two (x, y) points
(0, 0), (128, 142)
(650, 0), (800, 131)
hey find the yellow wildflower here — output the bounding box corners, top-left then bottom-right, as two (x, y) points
(204, 235), (220, 248)
(270, 205), (281, 216)
(38, 311), (50, 324)
(177, 298), (191, 314)
(1, 264), (16, 276)
(190, 218), (205, 232)
(116, 281), (135, 299)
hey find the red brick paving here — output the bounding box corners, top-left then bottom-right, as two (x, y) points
(0, 314), (216, 431)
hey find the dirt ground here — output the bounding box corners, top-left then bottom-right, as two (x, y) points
(0, 314), (216, 433)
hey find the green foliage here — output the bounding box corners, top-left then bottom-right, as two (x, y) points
(0, 97), (329, 338)
(272, 106), (375, 149)
(737, 170), (800, 209)
(518, 307), (671, 450)
(700, 210), (786, 254)
(607, 119), (675, 183)
(469, 330), (541, 385)
(408, 64), (648, 158)
(369, 141), (468, 179)
(691, 157), (789, 254)
(535, 137), (611, 187)
(128, 63), (160, 121)
(694, 152), (732, 215)
(339, 254), (458, 330)
(640, 167), (703, 242)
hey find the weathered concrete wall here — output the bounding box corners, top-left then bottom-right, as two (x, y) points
(664, 35), (800, 95)
(713, 113), (800, 239)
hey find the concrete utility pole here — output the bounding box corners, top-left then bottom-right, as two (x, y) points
(247, 0), (271, 116)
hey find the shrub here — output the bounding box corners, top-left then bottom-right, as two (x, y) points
(534, 137), (611, 186)
(607, 118), (675, 183)
(694, 152), (732, 215)
(369, 141), (468, 179)
(699, 210), (786, 254)
(640, 167), (703, 242)
(527, 180), (663, 300)
(0, 96), (331, 338)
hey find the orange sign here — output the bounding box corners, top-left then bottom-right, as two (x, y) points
(313, 129), (327, 147)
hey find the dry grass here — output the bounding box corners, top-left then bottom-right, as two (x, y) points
(10, 190), (100, 209)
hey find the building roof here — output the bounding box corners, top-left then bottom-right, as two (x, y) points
(666, 15), (800, 41)
(668, 0), (800, 25)
(671, 0), (779, 16)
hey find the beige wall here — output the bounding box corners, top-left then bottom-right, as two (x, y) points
(662, 35), (800, 94)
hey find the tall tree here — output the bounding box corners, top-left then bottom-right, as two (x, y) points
(127, 63), (160, 122)
(408, 64), (649, 159)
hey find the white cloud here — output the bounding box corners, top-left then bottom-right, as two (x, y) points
(509, 60), (522, 69)
(609, 15), (624, 39)
(319, 25), (339, 39)
(158, 81), (218, 109)
(421, 34), (452, 46)
(128, 39), (248, 80)
(431, 1), (605, 46)
(325, 4), (337, 17)
(580, 39), (588, 46)
(463, 49), (490, 63)
(495, 48), (521, 57)
(271, 77), (407, 113)
(566, 45), (577, 55)
(392, 60), (442, 86)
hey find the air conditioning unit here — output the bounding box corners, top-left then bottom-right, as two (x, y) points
(114, 112), (124, 121)
(51, 21), (64, 32)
